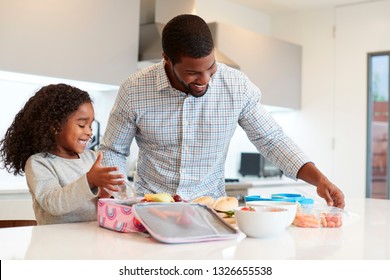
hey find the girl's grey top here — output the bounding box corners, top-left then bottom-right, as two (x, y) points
(25, 150), (98, 225)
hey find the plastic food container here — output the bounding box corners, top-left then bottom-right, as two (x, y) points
(318, 206), (344, 228)
(293, 205), (321, 228)
(293, 205), (345, 228)
(245, 193), (314, 205)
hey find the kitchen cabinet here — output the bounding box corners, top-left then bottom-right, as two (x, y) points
(0, 190), (35, 221)
(0, 0), (140, 85)
(209, 22), (302, 109)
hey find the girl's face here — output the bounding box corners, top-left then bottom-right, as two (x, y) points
(52, 102), (94, 159)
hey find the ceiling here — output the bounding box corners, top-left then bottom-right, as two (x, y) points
(229, 0), (381, 15)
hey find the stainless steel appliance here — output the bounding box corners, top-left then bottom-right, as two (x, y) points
(225, 181), (252, 205)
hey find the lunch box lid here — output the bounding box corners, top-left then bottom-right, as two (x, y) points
(132, 202), (240, 244)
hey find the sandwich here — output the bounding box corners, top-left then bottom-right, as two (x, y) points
(212, 196), (239, 224)
(192, 196), (238, 224)
(191, 196), (214, 207)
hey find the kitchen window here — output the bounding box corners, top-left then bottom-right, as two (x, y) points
(367, 52), (390, 199)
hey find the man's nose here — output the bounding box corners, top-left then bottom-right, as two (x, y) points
(196, 72), (212, 85)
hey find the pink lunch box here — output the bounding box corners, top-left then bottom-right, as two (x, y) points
(97, 198), (146, 233)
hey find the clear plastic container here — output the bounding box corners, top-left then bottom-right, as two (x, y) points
(112, 180), (136, 200)
(106, 171), (136, 200)
(293, 204), (345, 228)
(293, 204), (321, 228)
(317, 206), (344, 228)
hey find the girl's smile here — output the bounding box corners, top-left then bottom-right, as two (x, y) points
(51, 102), (94, 159)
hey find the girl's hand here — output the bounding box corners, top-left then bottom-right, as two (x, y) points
(87, 152), (125, 193)
(97, 187), (112, 199)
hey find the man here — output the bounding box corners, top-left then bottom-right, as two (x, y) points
(101, 14), (345, 208)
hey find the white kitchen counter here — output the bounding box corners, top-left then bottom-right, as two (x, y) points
(0, 197), (389, 260)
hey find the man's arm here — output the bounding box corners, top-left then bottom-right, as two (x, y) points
(297, 162), (345, 208)
(99, 84), (136, 178)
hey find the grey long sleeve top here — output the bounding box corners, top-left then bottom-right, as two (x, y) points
(25, 150), (98, 225)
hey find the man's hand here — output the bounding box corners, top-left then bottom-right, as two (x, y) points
(297, 162), (345, 208)
(316, 177), (345, 208)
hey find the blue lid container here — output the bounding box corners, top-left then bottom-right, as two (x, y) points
(245, 193), (314, 205)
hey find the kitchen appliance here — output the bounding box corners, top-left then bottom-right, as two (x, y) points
(88, 120), (100, 151)
(239, 152), (283, 178)
(225, 181), (252, 206)
(138, 1), (239, 69)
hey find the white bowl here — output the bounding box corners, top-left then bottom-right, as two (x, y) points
(246, 201), (297, 226)
(235, 206), (289, 238)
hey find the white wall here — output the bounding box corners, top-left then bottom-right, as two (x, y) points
(271, 1), (390, 199)
(333, 1), (390, 198)
(196, 0), (271, 35)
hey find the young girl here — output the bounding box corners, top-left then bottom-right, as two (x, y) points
(0, 83), (124, 225)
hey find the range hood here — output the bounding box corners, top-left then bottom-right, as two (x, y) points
(138, 22), (240, 69)
(138, 0), (239, 68)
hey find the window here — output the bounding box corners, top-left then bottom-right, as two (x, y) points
(367, 52), (390, 199)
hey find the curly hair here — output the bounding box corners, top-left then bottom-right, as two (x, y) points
(0, 83), (92, 175)
(162, 14), (214, 65)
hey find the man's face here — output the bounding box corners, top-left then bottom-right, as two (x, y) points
(164, 51), (217, 98)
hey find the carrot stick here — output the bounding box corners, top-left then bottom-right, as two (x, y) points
(148, 207), (168, 219)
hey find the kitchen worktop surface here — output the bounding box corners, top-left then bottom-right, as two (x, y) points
(1, 197), (389, 260)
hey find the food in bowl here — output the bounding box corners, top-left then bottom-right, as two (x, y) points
(246, 200), (297, 226)
(235, 206), (289, 238)
(241, 206), (256, 211)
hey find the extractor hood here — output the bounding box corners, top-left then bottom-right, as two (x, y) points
(138, 22), (240, 69)
(138, 0), (239, 68)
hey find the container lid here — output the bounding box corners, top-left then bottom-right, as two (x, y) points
(132, 203), (240, 244)
(245, 193), (314, 204)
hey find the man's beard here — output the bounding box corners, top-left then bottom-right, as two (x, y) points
(173, 67), (209, 98)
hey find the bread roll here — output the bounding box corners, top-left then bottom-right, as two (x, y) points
(212, 196), (239, 212)
(192, 196), (214, 207)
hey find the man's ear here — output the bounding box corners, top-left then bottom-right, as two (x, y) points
(163, 53), (170, 64)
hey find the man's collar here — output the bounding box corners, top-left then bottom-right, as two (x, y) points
(156, 59), (171, 92)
